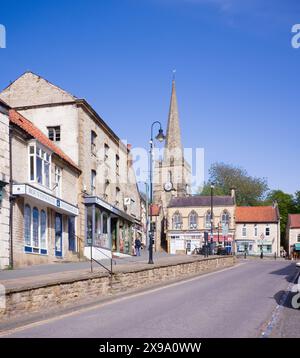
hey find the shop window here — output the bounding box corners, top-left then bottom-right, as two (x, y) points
(103, 213), (108, 234)
(24, 204), (48, 255)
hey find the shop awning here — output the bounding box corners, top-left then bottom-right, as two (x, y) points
(84, 196), (135, 223)
(12, 184), (79, 216)
(294, 243), (300, 251)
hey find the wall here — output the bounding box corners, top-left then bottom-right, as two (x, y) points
(19, 104), (79, 166)
(287, 228), (300, 255)
(167, 205), (236, 231)
(235, 222), (280, 256)
(0, 256), (235, 320)
(0, 111), (10, 269)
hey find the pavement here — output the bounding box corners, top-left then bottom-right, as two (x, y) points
(0, 250), (170, 280)
(0, 251), (211, 291)
(0, 259), (298, 338)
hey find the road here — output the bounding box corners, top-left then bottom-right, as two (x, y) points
(1, 260), (299, 338)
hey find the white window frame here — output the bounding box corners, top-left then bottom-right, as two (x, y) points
(28, 141), (52, 189)
(55, 166), (62, 198)
(24, 202), (48, 255)
(205, 211), (211, 229)
(189, 211), (198, 230)
(242, 224), (247, 237)
(173, 212), (182, 230)
(254, 224), (258, 237)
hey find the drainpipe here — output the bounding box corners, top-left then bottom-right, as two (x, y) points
(9, 124), (14, 269)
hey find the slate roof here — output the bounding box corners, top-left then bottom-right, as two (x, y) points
(168, 195), (234, 208)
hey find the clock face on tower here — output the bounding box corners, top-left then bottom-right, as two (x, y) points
(164, 181), (173, 192)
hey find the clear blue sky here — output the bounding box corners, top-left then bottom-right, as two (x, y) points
(0, 0), (299, 194)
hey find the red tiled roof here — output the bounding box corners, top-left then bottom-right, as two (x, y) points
(9, 109), (80, 172)
(236, 206), (279, 223)
(149, 204), (161, 216)
(288, 214), (300, 229)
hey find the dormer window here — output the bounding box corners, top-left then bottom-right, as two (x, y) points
(28, 142), (51, 188)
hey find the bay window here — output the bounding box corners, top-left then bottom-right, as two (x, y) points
(28, 142), (52, 188)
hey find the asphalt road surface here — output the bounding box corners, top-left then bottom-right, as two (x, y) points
(1, 260), (299, 338)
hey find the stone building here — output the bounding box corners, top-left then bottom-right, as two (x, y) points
(153, 79), (192, 251)
(0, 99), (10, 269)
(167, 194), (235, 255)
(9, 109), (81, 267)
(286, 214), (300, 258)
(0, 72), (141, 259)
(235, 205), (280, 257)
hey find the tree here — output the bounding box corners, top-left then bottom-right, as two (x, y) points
(294, 191), (300, 212)
(199, 162), (269, 206)
(264, 190), (298, 244)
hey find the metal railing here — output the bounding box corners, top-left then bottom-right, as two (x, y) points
(91, 246), (116, 277)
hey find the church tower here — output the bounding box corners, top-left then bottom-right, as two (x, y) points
(153, 78), (191, 211)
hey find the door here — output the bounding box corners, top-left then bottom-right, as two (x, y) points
(55, 213), (63, 257)
(68, 216), (75, 252)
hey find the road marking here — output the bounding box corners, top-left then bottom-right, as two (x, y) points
(260, 269), (300, 338)
(0, 263), (244, 337)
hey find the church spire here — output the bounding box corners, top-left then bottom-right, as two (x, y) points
(164, 76), (183, 160)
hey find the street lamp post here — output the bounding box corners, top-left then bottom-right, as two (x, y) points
(210, 184), (214, 255)
(148, 121), (165, 264)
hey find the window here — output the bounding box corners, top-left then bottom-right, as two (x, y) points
(55, 166), (62, 197)
(47, 126), (60, 142)
(28, 143), (51, 188)
(24, 204), (47, 255)
(297, 234), (300, 243)
(221, 211), (230, 226)
(189, 211), (198, 230)
(91, 170), (96, 195)
(242, 224), (247, 237)
(265, 225), (270, 236)
(40, 210), (47, 250)
(103, 213), (108, 234)
(24, 205), (31, 247)
(205, 211), (211, 229)
(116, 154), (120, 175)
(116, 186), (120, 206)
(172, 211), (182, 230)
(91, 131), (97, 154)
(104, 144), (109, 161)
(254, 224), (258, 237)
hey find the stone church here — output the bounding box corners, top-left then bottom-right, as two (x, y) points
(152, 78), (192, 251)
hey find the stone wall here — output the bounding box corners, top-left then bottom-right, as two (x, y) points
(0, 256), (235, 320)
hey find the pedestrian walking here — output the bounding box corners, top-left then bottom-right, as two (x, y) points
(135, 237), (142, 256)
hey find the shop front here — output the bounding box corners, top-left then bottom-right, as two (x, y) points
(235, 240), (255, 255)
(84, 196), (135, 258)
(12, 183), (79, 266)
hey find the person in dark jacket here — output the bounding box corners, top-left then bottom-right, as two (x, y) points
(135, 237), (142, 256)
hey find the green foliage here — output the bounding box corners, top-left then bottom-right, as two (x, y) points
(265, 190), (299, 243)
(199, 162), (269, 206)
